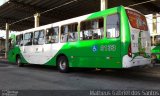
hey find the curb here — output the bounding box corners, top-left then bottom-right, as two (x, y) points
(0, 59), (10, 64)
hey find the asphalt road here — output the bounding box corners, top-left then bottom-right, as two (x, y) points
(0, 62), (160, 92)
(0, 63), (160, 90)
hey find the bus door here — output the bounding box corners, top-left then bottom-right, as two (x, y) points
(23, 32), (34, 63)
(32, 30), (45, 64)
(105, 13), (121, 67)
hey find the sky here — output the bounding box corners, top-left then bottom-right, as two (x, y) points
(0, 31), (5, 38)
(0, 0), (8, 6)
(146, 14), (160, 34)
(0, 31), (17, 39)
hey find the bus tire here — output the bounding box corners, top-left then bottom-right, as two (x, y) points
(16, 56), (24, 67)
(57, 56), (69, 73)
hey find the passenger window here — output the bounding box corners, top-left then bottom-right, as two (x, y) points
(61, 23), (78, 42)
(80, 18), (104, 40)
(16, 34), (23, 46)
(33, 30), (45, 45)
(46, 27), (59, 44)
(24, 32), (33, 46)
(106, 14), (120, 38)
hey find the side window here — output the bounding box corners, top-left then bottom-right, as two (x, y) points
(46, 27), (59, 44)
(61, 23), (78, 42)
(33, 30), (45, 45)
(106, 14), (120, 38)
(24, 32), (33, 46)
(80, 18), (104, 40)
(16, 34), (23, 46)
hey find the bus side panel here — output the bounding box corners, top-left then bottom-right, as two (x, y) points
(8, 46), (28, 64)
(49, 7), (124, 68)
(44, 56), (57, 66)
(8, 48), (17, 63)
(56, 39), (122, 68)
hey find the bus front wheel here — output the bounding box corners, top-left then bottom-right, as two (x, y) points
(16, 56), (24, 67)
(57, 56), (69, 73)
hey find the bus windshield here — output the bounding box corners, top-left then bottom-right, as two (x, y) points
(152, 35), (160, 46)
(126, 9), (148, 31)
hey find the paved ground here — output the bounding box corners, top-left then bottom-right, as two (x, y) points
(0, 59), (160, 91)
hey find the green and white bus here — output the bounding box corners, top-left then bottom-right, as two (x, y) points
(151, 33), (160, 63)
(8, 6), (151, 72)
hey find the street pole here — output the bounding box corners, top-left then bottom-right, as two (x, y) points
(5, 23), (9, 59)
(101, 0), (108, 11)
(34, 13), (40, 28)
